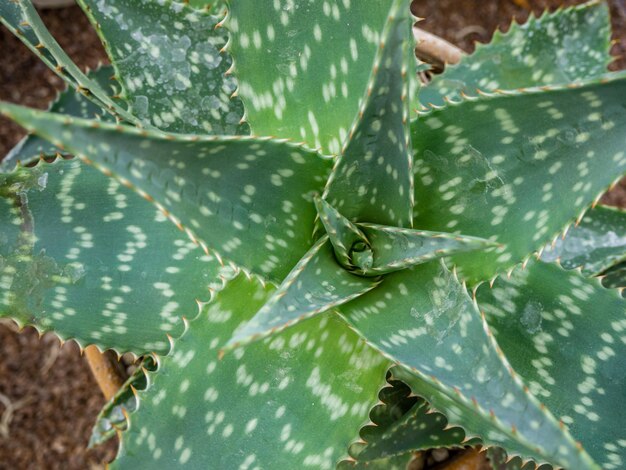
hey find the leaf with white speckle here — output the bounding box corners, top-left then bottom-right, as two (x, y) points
(324, 0), (415, 226)
(0, 158), (236, 354)
(419, 1), (612, 107)
(1, 0), (625, 465)
(224, 236), (378, 351)
(188, 0), (227, 15)
(339, 261), (599, 469)
(346, 375), (469, 463)
(1, 66), (116, 171)
(541, 205), (626, 275)
(4, 0), (139, 125)
(315, 196), (370, 270)
(76, 0), (246, 135)
(0, 103), (331, 283)
(111, 274), (389, 469)
(476, 259), (626, 470)
(412, 73), (626, 284)
(316, 190), (492, 277)
(227, 0), (402, 155)
(357, 223), (495, 276)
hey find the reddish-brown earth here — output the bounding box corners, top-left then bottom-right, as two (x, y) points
(0, 1), (625, 468)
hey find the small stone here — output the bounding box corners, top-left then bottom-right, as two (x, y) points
(432, 448), (450, 463)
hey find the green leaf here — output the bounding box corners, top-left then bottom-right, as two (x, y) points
(476, 259), (626, 469)
(486, 447), (551, 470)
(0, 0), (60, 77)
(0, 158), (236, 354)
(187, 0), (227, 15)
(339, 261), (598, 468)
(89, 357), (156, 448)
(226, 0), (402, 154)
(602, 261), (626, 291)
(412, 74), (626, 284)
(5, 0), (139, 125)
(316, 197), (492, 276)
(224, 236), (379, 351)
(323, 0), (414, 227)
(419, 1), (612, 107)
(112, 274), (390, 469)
(76, 0), (247, 135)
(315, 196), (370, 270)
(1, 66), (116, 171)
(347, 375), (468, 463)
(541, 205), (626, 275)
(357, 223), (495, 276)
(0, 102), (331, 283)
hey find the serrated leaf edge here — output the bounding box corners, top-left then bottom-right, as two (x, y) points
(1, 62), (115, 171)
(411, 71), (626, 287)
(321, 0), (416, 225)
(0, 155), (241, 356)
(75, 0), (241, 132)
(339, 380), (468, 465)
(416, 71), (626, 116)
(335, 264), (598, 469)
(417, 0), (613, 111)
(0, 102), (333, 288)
(14, 0), (140, 125)
(541, 204), (626, 277)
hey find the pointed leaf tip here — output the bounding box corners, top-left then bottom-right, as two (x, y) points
(314, 198), (493, 276)
(315, 196), (371, 271)
(223, 236), (379, 352)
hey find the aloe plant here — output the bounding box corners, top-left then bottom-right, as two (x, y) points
(1, 0), (625, 468)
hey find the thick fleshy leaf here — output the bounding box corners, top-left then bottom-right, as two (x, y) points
(412, 74), (626, 284)
(347, 376), (468, 463)
(0, 0), (62, 80)
(5, 0), (138, 124)
(316, 197), (492, 276)
(77, 0), (247, 135)
(603, 261), (626, 291)
(486, 447), (550, 470)
(362, 375), (420, 434)
(111, 274), (389, 469)
(324, 0), (414, 227)
(339, 261), (598, 468)
(541, 205), (626, 275)
(89, 357), (156, 448)
(0, 158), (236, 354)
(1, 66), (116, 171)
(0, 103), (331, 283)
(188, 0), (226, 15)
(357, 223), (495, 276)
(476, 260), (626, 469)
(419, 1), (612, 107)
(227, 0), (399, 154)
(350, 403), (465, 461)
(315, 196), (369, 270)
(224, 236), (379, 351)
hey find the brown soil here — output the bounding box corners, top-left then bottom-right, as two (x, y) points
(0, 1), (625, 468)
(0, 323), (117, 470)
(0, 6), (114, 470)
(0, 5), (107, 160)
